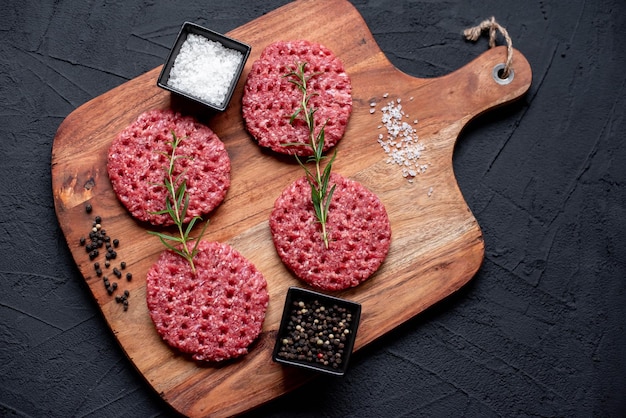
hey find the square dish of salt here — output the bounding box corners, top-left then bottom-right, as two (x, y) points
(157, 22), (251, 112)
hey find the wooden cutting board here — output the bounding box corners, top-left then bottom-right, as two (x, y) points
(51, 0), (531, 416)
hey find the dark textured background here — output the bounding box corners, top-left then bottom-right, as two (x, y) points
(2, 0), (625, 416)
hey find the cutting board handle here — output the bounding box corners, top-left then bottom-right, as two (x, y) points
(440, 45), (532, 123)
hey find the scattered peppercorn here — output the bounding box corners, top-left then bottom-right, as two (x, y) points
(81, 203), (132, 312)
(126, 272), (132, 281)
(115, 289), (130, 311)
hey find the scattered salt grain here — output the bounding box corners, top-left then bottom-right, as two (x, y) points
(374, 97), (428, 182)
(167, 33), (243, 107)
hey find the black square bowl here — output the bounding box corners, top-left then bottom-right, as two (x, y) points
(272, 287), (362, 376)
(157, 22), (251, 112)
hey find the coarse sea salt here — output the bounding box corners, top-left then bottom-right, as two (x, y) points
(374, 95), (428, 183)
(167, 33), (243, 107)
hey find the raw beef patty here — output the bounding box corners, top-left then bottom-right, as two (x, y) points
(107, 109), (230, 226)
(242, 40), (352, 156)
(270, 173), (391, 291)
(146, 241), (269, 362)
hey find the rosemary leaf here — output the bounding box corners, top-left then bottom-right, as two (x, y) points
(185, 216), (199, 238)
(283, 61), (338, 248)
(324, 184), (337, 219)
(147, 230), (184, 243)
(191, 220), (210, 256)
(148, 131), (209, 273)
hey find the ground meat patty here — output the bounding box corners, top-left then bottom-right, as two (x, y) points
(107, 109), (230, 226)
(270, 173), (391, 291)
(242, 40), (352, 156)
(146, 241), (269, 362)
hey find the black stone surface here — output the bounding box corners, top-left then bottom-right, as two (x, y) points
(2, 0), (625, 416)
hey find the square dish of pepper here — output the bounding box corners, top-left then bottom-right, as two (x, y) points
(272, 286), (362, 376)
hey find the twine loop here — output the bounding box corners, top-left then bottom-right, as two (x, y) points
(464, 16), (514, 79)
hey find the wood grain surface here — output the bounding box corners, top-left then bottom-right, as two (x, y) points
(51, 0), (531, 416)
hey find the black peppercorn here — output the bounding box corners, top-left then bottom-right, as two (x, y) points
(80, 211), (132, 312)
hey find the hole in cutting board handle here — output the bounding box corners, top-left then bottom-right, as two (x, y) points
(493, 63), (514, 85)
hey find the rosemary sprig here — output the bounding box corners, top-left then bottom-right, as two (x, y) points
(148, 131), (209, 274)
(284, 61), (337, 249)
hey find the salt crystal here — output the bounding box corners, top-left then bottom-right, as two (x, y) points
(168, 33), (243, 107)
(372, 96), (428, 182)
